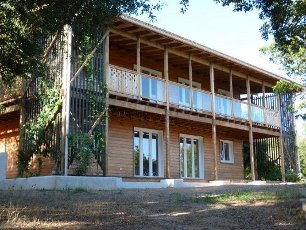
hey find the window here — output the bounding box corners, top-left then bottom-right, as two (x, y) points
(133, 128), (163, 177)
(220, 140), (234, 163)
(133, 65), (162, 78)
(178, 78), (201, 89)
(180, 135), (204, 178)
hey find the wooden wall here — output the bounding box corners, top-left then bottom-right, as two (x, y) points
(107, 109), (244, 180)
(0, 117), (54, 178)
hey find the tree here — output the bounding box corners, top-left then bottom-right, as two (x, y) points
(0, 0), (189, 89)
(214, 0), (306, 78)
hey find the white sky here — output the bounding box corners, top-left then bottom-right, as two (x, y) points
(135, 1), (287, 77)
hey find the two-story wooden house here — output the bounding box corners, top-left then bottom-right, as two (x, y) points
(0, 16), (298, 183)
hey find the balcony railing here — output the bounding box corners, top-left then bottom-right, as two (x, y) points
(109, 65), (281, 127)
(192, 89), (211, 112)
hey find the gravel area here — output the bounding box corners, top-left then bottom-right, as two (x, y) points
(0, 184), (305, 229)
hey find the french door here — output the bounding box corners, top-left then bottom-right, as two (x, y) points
(134, 128), (163, 177)
(180, 135), (204, 178)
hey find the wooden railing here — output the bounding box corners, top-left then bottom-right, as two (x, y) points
(109, 65), (281, 128)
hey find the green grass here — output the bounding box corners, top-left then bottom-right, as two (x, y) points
(191, 188), (305, 204)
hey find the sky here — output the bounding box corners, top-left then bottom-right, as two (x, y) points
(135, 1), (286, 77)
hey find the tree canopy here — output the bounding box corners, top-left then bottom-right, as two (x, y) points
(214, 0), (306, 79)
(1, 0), (188, 87)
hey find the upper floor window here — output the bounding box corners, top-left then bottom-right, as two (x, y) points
(133, 65), (162, 78)
(220, 140), (234, 163)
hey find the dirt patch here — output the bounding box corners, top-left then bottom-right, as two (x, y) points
(0, 184), (305, 229)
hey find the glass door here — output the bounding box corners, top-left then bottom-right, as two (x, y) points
(180, 135), (203, 178)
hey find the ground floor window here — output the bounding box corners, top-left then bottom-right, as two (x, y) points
(180, 135), (204, 178)
(133, 128), (163, 177)
(220, 140), (234, 163)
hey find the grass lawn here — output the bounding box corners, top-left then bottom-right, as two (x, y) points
(0, 184), (305, 229)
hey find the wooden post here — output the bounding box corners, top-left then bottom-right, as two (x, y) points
(189, 55), (193, 109)
(262, 82), (266, 125)
(262, 82), (266, 108)
(210, 63), (218, 180)
(247, 77), (256, 181)
(278, 95), (286, 182)
(137, 36), (141, 97)
(104, 29), (110, 176)
(164, 46), (170, 178)
(60, 25), (72, 176)
(229, 70), (233, 116)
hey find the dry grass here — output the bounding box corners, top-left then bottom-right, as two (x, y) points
(0, 184), (305, 229)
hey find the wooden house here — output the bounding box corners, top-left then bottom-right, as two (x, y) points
(0, 16), (298, 182)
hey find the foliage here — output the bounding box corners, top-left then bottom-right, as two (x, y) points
(273, 80), (302, 94)
(298, 138), (306, 177)
(17, 78), (62, 176)
(0, 0), (190, 88)
(285, 171), (304, 183)
(260, 44), (306, 78)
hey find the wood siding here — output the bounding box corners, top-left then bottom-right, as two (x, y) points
(0, 118), (54, 178)
(107, 111), (244, 180)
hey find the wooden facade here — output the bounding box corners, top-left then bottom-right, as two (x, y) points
(0, 16), (298, 181)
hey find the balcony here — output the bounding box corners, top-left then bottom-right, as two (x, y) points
(109, 65), (281, 128)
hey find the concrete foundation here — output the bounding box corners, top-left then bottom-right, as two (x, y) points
(0, 152), (7, 179)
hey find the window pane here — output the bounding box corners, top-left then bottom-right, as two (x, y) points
(180, 137), (184, 177)
(151, 79), (157, 99)
(224, 143), (230, 161)
(186, 138), (192, 177)
(143, 132), (150, 176)
(134, 131), (140, 176)
(220, 141), (224, 161)
(194, 139), (199, 178)
(141, 77), (150, 98)
(152, 133), (159, 176)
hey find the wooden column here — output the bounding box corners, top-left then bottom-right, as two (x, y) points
(246, 77), (256, 181)
(278, 95), (286, 182)
(164, 46), (170, 178)
(262, 82), (266, 108)
(210, 63), (218, 180)
(137, 36), (141, 97)
(229, 70), (233, 116)
(189, 55), (193, 109)
(104, 29), (110, 176)
(60, 25), (72, 176)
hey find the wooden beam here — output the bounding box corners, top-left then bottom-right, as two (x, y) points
(104, 29), (110, 176)
(169, 111), (212, 124)
(230, 70), (234, 117)
(278, 95), (286, 182)
(189, 55), (193, 109)
(109, 99), (165, 115)
(164, 46), (170, 179)
(247, 76), (256, 181)
(262, 82), (266, 108)
(210, 63), (218, 180)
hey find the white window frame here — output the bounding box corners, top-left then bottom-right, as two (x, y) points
(133, 127), (164, 177)
(133, 65), (162, 78)
(178, 77), (201, 89)
(179, 134), (204, 179)
(220, 140), (234, 164)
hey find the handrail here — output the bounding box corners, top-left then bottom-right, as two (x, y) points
(215, 93), (231, 100)
(168, 80), (190, 88)
(192, 87), (212, 95)
(141, 73), (165, 82)
(109, 64), (281, 128)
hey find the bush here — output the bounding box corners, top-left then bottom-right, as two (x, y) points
(285, 171), (304, 182)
